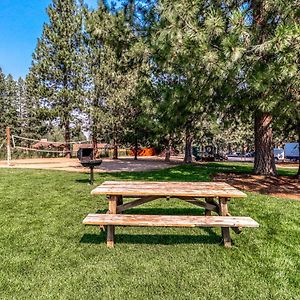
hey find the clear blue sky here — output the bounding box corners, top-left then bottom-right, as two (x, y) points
(0, 0), (98, 79)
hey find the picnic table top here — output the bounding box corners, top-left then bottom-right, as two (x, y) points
(91, 181), (247, 198)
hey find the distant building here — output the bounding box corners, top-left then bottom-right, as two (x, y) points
(32, 139), (65, 150)
(72, 143), (112, 152)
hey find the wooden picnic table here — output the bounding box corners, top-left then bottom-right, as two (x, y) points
(84, 181), (258, 248)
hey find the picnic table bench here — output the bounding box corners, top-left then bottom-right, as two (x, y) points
(83, 181), (259, 248)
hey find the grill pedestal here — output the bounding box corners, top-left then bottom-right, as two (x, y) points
(80, 160), (103, 184)
(77, 148), (102, 184)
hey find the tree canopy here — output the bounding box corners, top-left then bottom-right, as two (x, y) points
(0, 0), (299, 175)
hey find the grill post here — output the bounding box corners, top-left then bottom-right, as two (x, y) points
(77, 147), (102, 185)
(90, 166), (94, 185)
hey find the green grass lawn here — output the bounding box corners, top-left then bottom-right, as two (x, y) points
(0, 163), (299, 299)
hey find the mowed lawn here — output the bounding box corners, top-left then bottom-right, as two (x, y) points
(0, 163), (299, 300)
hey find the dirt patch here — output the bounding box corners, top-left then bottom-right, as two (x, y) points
(213, 173), (300, 200)
(276, 162), (299, 169)
(0, 156), (182, 173)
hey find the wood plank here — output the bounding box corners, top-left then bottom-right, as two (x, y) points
(203, 198), (241, 234)
(117, 196), (159, 213)
(91, 181), (247, 198)
(83, 214), (259, 228)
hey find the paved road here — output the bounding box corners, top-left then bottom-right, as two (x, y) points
(227, 156), (254, 162)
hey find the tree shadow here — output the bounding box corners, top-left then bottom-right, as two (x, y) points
(93, 207), (206, 215)
(80, 227), (220, 246)
(83, 205), (224, 246)
(122, 207), (206, 215)
(76, 178), (94, 184)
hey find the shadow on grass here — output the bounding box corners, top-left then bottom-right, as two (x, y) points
(80, 228), (221, 246)
(94, 208), (206, 215)
(76, 179), (92, 184)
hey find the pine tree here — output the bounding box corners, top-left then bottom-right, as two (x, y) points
(21, 76), (48, 140)
(85, 0), (149, 159)
(15, 78), (27, 135)
(152, 0), (243, 163)
(241, 0), (300, 175)
(28, 0), (85, 157)
(2, 74), (19, 135)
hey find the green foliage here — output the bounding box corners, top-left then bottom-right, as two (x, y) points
(241, 0), (299, 112)
(1, 0), (299, 170)
(0, 73), (23, 140)
(150, 1), (254, 154)
(28, 0), (85, 147)
(84, 1), (151, 148)
(0, 71), (47, 155)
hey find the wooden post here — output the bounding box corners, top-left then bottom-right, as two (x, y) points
(6, 127), (11, 166)
(107, 195), (118, 248)
(219, 197), (231, 248)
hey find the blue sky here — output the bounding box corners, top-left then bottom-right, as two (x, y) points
(0, 0), (98, 79)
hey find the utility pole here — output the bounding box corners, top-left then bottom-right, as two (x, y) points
(6, 127), (11, 166)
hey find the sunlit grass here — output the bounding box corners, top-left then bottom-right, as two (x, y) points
(0, 163), (299, 299)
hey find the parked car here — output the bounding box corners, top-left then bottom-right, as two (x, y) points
(284, 143), (299, 161)
(214, 153), (228, 161)
(227, 152), (241, 157)
(273, 148), (284, 161)
(245, 151), (255, 157)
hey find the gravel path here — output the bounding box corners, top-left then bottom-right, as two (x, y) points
(0, 156), (182, 173)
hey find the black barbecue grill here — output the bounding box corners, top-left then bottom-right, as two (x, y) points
(77, 148), (102, 184)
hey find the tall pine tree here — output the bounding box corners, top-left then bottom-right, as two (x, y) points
(85, 0), (149, 159)
(2, 74), (19, 135)
(28, 0), (85, 157)
(152, 0), (244, 163)
(241, 0), (299, 175)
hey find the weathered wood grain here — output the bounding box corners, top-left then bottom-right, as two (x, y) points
(177, 197), (218, 212)
(219, 197), (231, 247)
(91, 181), (247, 198)
(117, 196), (159, 213)
(226, 211), (243, 234)
(106, 196), (118, 248)
(83, 214), (259, 228)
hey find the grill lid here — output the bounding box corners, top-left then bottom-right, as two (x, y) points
(77, 147), (93, 161)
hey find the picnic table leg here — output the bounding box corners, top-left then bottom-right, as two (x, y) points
(205, 198), (211, 216)
(107, 195), (119, 248)
(219, 197), (231, 248)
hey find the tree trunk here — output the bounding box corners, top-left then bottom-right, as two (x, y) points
(165, 138), (171, 162)
(113, 138), (118, 160)
(228, 143), (232, 154)
(134, 135), (138, 160)
(92, 131), (97, 160)
(254, 111), (277, 175)
(64, 119), (71, 159)
(184, 130), (193, 163)
(297, 124), (300, 178)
